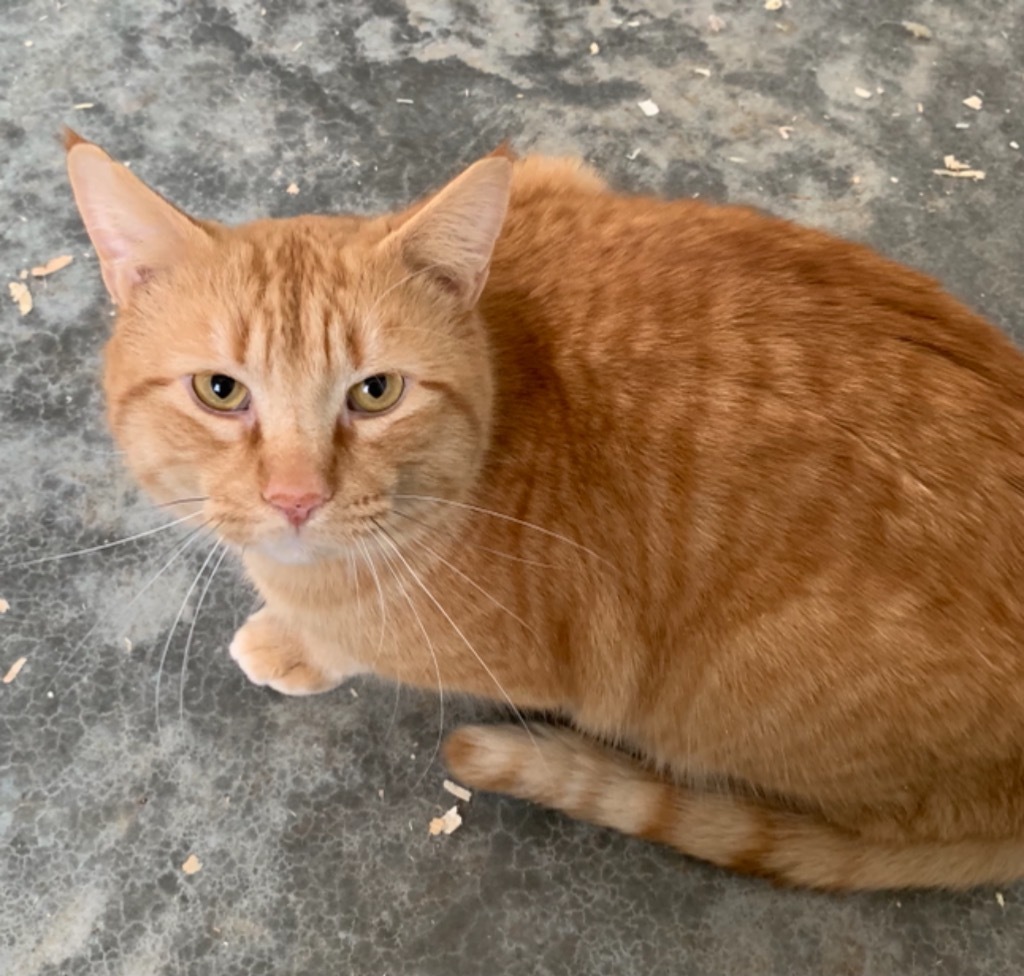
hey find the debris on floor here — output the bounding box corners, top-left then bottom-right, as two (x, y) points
(0, 598), (9, 613)
(854, 87), (872, 99)
(764, 0), (783, 10)
(181, 853), (202, 875)
(933, 156), (985, 180)
(708, 14), (726, 32)
(3, 657), (27, 685)
(637, 99), (660, 117)
(901, 21), (933, 40)
(428, 806), (463, 836)
(589, 41), (599, 55)
(8, 281), (32, 316)
(31, 254), (73, 277)
(443, 779), (472, 803)
(285, 183), (299, 195)
(963, 95), (983, 111)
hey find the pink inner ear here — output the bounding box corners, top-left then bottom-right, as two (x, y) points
(67, 142), (206, 306)
(390, 157), (512, 310)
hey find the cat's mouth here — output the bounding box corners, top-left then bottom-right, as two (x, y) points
(217, 503), (396, 567)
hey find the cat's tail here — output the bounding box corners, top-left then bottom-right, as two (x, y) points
(443, 723), (1024, 891)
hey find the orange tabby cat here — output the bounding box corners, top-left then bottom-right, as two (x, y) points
(65, 128), (1024, 890)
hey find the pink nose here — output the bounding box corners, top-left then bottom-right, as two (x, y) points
(262, 489), (326, 528)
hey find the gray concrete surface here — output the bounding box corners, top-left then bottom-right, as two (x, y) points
(3, 1), (1024, 973)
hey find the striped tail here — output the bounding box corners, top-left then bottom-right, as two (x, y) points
(443, 723), (1024, 891)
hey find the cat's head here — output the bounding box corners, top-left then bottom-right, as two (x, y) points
(65, 130), (511, 565)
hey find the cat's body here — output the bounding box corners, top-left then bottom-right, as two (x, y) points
(67, 133), (1024, 889)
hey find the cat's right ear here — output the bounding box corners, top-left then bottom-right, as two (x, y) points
(385, 155), (513, 310)
(63, 128), (209, 306)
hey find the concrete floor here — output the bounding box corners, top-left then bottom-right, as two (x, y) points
(3, 0), (1024, 973)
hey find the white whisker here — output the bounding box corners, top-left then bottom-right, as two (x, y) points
(155, 496), (209, 510)
(372, 519), (539, 757)
(393, 494), (610, 565)
(372, 531), (445, 788)
(355, 536), (403, 743)
(155, 537), (221, 733)
(401, 531), (541, 641)
(355, 537), (389, 665)
(178, 544), (229, 722)
(390, 509), (556, 568)
(43, 523), (213, 695)
(15, 510), (206, 568)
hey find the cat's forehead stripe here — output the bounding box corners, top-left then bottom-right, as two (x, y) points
(234, 226), (350, 371)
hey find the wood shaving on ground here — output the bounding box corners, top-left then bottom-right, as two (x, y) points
(443, 779), (472, 803)
(637, 99), (660, 117)
(18, 269), (28, 280)
(963, 95), (983, 111)
(778, 126), (794, 140)
(0, 598), (8, 614)
(943, 155), (971, 172)
(901, 21), (932, 40)
(123, 637), (132, 653)
(428, 806), (463, 836)
(854, 87), (872, 99)
(692, 66), (711, 78)
(589, 41), (599, 55)
(933, 156), (985, 181)
(73, 102), (95, 110)
(181, 853), (202, 875)
(764, 0), (783, 9)
(3, 657), (27, 685)
(31, 255), (73, 277)
(996, 891), (1006, 907)
(708, 14), (726, 32)
(285, 183), (299, 195)
(8, 282), (32, 315)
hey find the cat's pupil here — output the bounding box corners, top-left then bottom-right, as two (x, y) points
(363, 375), (388, 400)
(210, 375), (236, 400)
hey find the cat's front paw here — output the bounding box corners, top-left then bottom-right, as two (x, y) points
(229, 609), (344, 696)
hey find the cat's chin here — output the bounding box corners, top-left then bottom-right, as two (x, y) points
(253, 534), (321, 566)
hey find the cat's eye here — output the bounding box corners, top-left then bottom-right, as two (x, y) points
(347, 372), (405, 415)
(191, 373), (251, 413)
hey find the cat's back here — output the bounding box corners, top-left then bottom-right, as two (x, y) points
(491, 155), (1018, 368)
(481, 154), (1024, 616)
(487, 153), (1024, 430)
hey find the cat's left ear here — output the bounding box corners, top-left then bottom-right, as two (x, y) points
(386, 156), (512, 309)
(63, 128), (210, 306)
